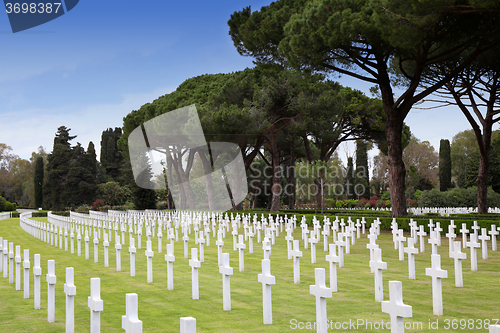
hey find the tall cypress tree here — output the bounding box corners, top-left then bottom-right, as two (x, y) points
(43, 126), (74, 210)
(34, 156), (44, 208)
(344, 157), (355, 200)
(355, 140), (370, 199)
(439, 139), (452, 191)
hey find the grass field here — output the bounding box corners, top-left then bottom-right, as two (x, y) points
(0, 216), (499, 332)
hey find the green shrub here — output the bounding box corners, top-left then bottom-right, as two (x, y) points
(381, 191), (391, 200)
(4, 202), (15, 211)
(0, 196), (6, 212)
(418, 186), (500, 208)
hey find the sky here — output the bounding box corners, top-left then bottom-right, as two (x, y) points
(0, 0), (489, 165)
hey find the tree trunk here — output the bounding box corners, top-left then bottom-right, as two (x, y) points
(476, 153), (489, 214)
(270, 153), (282, 212)
(198, 150), (216, 211)
(385, 109), (407, 217)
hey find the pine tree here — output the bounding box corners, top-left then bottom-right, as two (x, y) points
(439, 139), (452, 191)
(43, 126), (74, 210)
(355, 140), (370, 199)
(34, 156), (44, 208)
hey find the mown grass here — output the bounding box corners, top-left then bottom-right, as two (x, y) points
(0, 217), (499, 332)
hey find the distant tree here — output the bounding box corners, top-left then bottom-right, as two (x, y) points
(344, 157), (355, 200)
(355, 140), (370, 199)
(130, 151), (157, 210)
(100, 128), (124, 182)
(439, 139), (452, 191)
(34, 156), (44, 207)
(64, 142), (98, 207)
(43, 126), (75, 210)
(97, 182), (131, 206)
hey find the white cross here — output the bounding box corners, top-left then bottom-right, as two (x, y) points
(428, 219), (434, 233)
(395, 230), (406, 261)
(180, 317), (196, 333)
(471, 221), (480, 238)
(425, 254), (447, 315)
(478, 228), (490, 259)
(262, 237), (271, 260)
(23, 249), (30, 299)
(325, 244), (340, 292)
(15, 245), (21, 291)
(33, 253), (41, 309)
(466, 233), (480, 271)
(449, 241), (466, 287)
(381, 281), (412, 333)
(309, 234), (318, 263)
(309, 268), (332, 333)
(115, 235), (122, 271)
(366, 233), (379, 273)
(489, 224), (499, 251)
(258, 259), (275, 325)
(417, 225), (427, 253)
(336, 233), (346, 268)
(165, 243), (175, 290)
(88, 278), (103, 333)
(372, 248), (387, 302)
(189, 248), (201, 300)
(216, 230), (224, 266)
(428, 230), (439, 255)
(219, 253), (233, 311)
(121, 293), (142, 333)
(145, 240), (154, 283)
(404, 238), (418, 280)
(460, 223), (469, 249)
(64, 267), (77, 332)
(46, 259), (57, 323)
(445, 224), (456, 254)
(285, 230), (294, 259)
(290, 240), (302, 284)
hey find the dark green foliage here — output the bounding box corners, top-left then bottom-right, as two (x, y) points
(0, 196), (6, 211)
(97, 182), (131, 206)
(418, 187), (500, 208)
(489, 135), (500, 194)
(63, 142), (98, 207)
(43, 126), (74, 210)
(43, 127), (99, 210)
(130, 152), (157, 210)
(439, 139), (452, 191)
(344, 157), (355, 200)
(34, 156), (44, 208)
(355, 140), (370, 199)
(100, 128), (124, 183)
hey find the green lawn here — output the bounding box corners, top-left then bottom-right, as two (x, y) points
(0, 217), (499, 332)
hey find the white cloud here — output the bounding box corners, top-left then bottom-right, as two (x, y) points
(0, 86), (176, 160)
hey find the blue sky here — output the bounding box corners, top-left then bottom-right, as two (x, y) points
(0, 0), (482, 163)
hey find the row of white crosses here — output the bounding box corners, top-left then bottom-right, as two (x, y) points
(0, 235), (197, 333)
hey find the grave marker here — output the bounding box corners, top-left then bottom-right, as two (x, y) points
(258, 259), (275, 324)
(381, 281), (412, 333)
(373, 248), (387, 302)
(33, 253), (41, 309)
(129, 237), (136, 277)
(325, 244), (340, 292)
(417, 225), (426, 252)
(189, 248), (201, 300)
(115, 235), (122, 271)
(489, 224), (499, 251)
(88, 278), (103, 333)
(165, 244), (175, 290)
(236, 235), (246, 272)
(180, 317), (196, 333)
(46, 259), (56, 323)
(449, 241), (466, 287)
(122, 293), (142, 333)
(219, 253), (233, 311)
(145, 240), (154, 283)
(309, 268), (332, 333)
(15, 245), (21, 290)
(466, 233), (480, 271)
(404, 238), (418, 280)
(425, 254), (447, 315)
(8, 242), (14, 284)
(460, 223), (469, 249)
(290, 240), (302, 284)
(64, 267), (77, 333)
(23, 249), (30, 298)
(478, 228), (490, 259)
